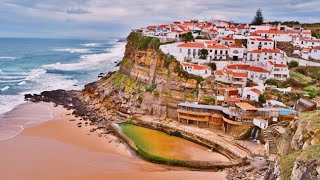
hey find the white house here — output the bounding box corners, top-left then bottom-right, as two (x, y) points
(213, 20), (233, 28)
(242, 87), (263, 102)
(247, 38), (275, 51)
(221, 37), (235, 46)
(293, 37), (320, 48)
(207, 44), (229, 60)
(299, 47), (320, 60)
(268, 62), (290, 81)
(247, 48), (286, 64)
(310, 47), (320, 60)
(177, 42), (205, 60)
(301, 30), (312, 38)
(253, 118), (269, 129)
(214, 69), (248, 88)
(229, 44), (246, 61)
(255, 30), (292, 42)
(247, 66), (270, 84)
(249, 24), (272, 34)
(301, 48), (312, 59)
(181, 62), (212, 78)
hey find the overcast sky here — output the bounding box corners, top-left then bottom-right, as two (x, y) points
(0, 0), (319, 39)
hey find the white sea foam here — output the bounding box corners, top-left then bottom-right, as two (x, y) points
(0, 86), (10, 91)
(0, 56), (16, 60)
(18, 81), (27, 85)
(0, 68), (79, 117)
(80, 43), (101, 47)
(43, 42), (125, 71)
(0, 95), (24, 115)
(54, 48), (91, 54)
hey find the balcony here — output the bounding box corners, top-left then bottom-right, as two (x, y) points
(177, 109), (211, 116)
(222, 116), (243, 126)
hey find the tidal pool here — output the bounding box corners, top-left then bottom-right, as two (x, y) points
(120, 124), (230, 162)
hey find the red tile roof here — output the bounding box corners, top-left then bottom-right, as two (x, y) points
(229, 44), (244, 48)
(207, 44), (229, 49)
(249, 49), (281, 53)
(274, 64), (287, 68)
(250, 38), (274, 42)
(226, 97), (241, 102)
(214, 70), (224, 75)
(227, 64), (250, 70)
(250, 32), (260, 37)
(177, 42), (205, 48)
(181, 62), (210, 70)
(247, 66), (269, 73)
(222, 37), (234, 41)
(251, 88), (262, 95)
(231, 72), (248, 78)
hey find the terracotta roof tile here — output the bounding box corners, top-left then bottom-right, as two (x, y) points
(251, 88), (261, 95)
(181, 62), (210, 70)
(247, 66), (269, 73)
(178, 42), (205, 48)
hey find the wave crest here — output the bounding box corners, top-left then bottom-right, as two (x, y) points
(43, 42), (125, 71)
(53, 48), (91, 54)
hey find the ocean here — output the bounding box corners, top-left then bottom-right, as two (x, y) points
(0, 38), (126, 117)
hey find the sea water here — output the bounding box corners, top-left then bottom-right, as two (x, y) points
(0, 38), (125, 118)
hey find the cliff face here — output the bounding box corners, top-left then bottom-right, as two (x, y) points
(265, 111), (320, 180)
(82, 32), (211, 119)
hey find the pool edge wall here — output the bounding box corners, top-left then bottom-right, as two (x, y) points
(109, 123), (247, 169)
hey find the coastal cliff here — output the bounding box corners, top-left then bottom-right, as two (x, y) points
(81, 32), (212, 120)
(264, 111), (320, 180)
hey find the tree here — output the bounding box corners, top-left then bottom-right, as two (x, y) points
(287, 60), (299, 68)
(258, 94), (266, 104)
(208, 62), (217, 71)
(199, 49), (209, 59)
(182, 32), (194, 43)
(251, 9), (264, 25)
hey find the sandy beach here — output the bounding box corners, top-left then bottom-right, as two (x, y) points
(0, 102), (227, 180)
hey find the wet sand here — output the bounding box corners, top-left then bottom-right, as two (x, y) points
(0, 102), (227, 180)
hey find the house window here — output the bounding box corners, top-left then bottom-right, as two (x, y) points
(226, 51), (228, 55)
(251, 42), (254, 44)
(180, 48), (182, 53)
(215, 50), (217, 54)
(210, 50), (212, 52)
(220, 50), (223, 54)
(264, 42), (267, 45)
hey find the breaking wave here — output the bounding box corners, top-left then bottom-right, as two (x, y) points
(53, 48), (92, 54)
(43, 42), (125, 71)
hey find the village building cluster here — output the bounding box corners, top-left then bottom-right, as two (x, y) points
(136, 19), (319, 147)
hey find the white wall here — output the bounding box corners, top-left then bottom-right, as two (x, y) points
(311, 49), (320, 60)
(247, 39), (274, 51)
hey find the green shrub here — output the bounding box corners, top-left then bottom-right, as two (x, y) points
(287, 60), (299, 68)
(303, 86), (319, 98)
(259, 94), (266, 104)
(265, 79), (290, 88)
(202, 96), (215, 104)
(145, 85), (156, 92)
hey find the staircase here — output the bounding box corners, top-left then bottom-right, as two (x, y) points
(262, 130), (278, 155)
